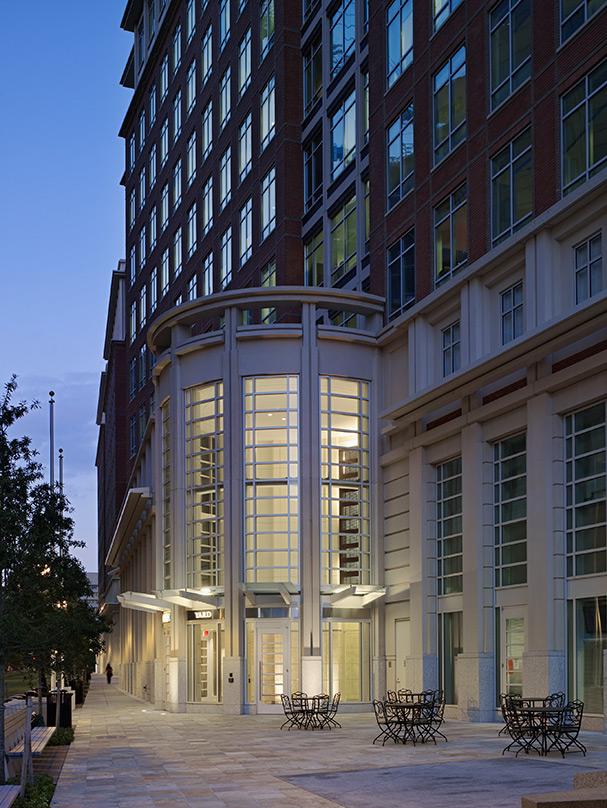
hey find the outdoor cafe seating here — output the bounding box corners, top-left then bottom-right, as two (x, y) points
(500, 692), (586, 757)
(372, 689), (447, 745)
(280, 692), (341, 730)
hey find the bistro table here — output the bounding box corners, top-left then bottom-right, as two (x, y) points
(290, 694), (331, 729)
(511, 704), (564, 756)
(387, 700), (436, 744)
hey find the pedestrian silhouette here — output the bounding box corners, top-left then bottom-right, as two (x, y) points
(105, 663), (113, 684)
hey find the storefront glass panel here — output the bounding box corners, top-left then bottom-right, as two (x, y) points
(322, 621), (370, 702)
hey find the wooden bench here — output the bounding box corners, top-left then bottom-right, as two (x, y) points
(0, 786), (20, 808)
(5, 727), (56, 758)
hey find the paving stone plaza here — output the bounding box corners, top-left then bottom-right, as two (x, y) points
(51, 677), (607, 808)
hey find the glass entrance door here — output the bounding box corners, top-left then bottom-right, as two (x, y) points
(394, 619), (410, 693)
(254, 623), (290, 713)
(502, 613), (525, 696)
(187, 622), (224, 703)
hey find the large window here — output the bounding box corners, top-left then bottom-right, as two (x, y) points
(239, 114), (252, 180)
(330, 0), (355, 79)
(565, 401), (606, 577)
(202, 101), (213, 161)
(562, 60), (607, 195)
(202, 26), (212, 85)
(244, 376), (299, 584)
(441, 321), (460, 377)
(321, 377), (370, 586)
(501, 281), (524, 344)
(220, 147), (232, 210)
(220, 67), (232, 129)
(305, 230), (324, 286)
(387, 105), (414, 210)
(437, 458), (463, 595)
(561, 0), (607, 42)
(239, 198), (253, 266)
(490, 0), (532, 110)
(260, 0), (275, 60)
(438, 611), (462, 705)
(304, 131), (323, 211)
(434, 185), (467, 284)
(220, 226), (232, 288)
(260, 76), (275, 151)
(239, 28), (251, 95)
(219, 0), (230, 50)
(202, 176), (213, 235)
(491, 127), (532, 244)
(567, 596), (606, 715)
(330, 193), (357, 285)
(386, 0), (413, 88)
(261, 167), (276, 240)
(574, 232), (603, 304)
(387, 230), (415, 320)
(433, 0), (463, 30)
(433, 46), (466, 163)
(161, 400), (171, 588)
(303, 34), (322, 116)
(322, 621), (370, 702)
(330, 91), (356, 180)
(185, 382), (224, 589)
(187, 59), (197, 115)
(494, 433), (527, 587)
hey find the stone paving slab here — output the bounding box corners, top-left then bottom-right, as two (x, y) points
(51, 676), (607, 808)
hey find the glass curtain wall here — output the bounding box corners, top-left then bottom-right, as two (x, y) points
(322, 621), (370, 702)
(438, 611), (463, 704)
(187, 622), (225, 702)
(321, 377), (370, 585)
(185, 382), (224, 588)
(568, 596), (606, 715)
(244, 376), (299, 584)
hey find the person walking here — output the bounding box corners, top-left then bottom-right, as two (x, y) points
(105, 663), (113, 685)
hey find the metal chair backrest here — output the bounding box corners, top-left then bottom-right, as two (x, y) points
(329, 692), (341, 715)
(386, 690), (397, 703)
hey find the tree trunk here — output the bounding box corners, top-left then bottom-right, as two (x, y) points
(0, 662), (6, 785)
(37, 668), (44, 726)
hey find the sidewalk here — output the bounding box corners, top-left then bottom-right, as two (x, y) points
(51, 676), (607, 808)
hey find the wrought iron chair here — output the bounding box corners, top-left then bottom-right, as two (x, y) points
(280, 694), (299, 730)
(547, 700), (586, 757)
(372, 700), (399, 745)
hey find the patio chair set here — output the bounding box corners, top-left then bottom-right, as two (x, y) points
(373, 689), (447, 745)
(280, 692), (341, 730)
(500, 693), (586, 757)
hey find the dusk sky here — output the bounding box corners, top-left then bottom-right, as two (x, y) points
(0, 2), (131, 570)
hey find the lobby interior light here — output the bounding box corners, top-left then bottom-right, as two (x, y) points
(162, 611), (171, 623)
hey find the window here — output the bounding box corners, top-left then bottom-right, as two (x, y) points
(330, 91), (356, 180)
(321, 377), (370, 586)
(322, 622), (370, 703)
(172, 24), (182, 73)
(160, 54), (169, 100)
(386, 0), (413, 88)
(575, 232), (603, 303)
(303, 0), (320, 21)
(138, 111), (146, 151)
(220, 67), (231, 129)
(239, 113), (252, 179)
(139, 226), (147, 268)
(128, 134), (135, 172)
(173, 90), (182, 141)
(160, 118), (169, 166)
(261, 167), (276, 239)
(148, 0), (157, 37)
(186, 60), (196, 115)
(186, 0), (196, 41)
(387, 104), (414, 209)
(260, 259), (277, 323)
(305, 230), (324, 286)
(202, 26), (213, 85)
(174, 227), (183, 277)
(330, 193), (356, 285)
(175, 293), (183, 307)
(150, 266), (158, 313)
(202, 176), (213, 235)
(433, 0), (463, 30)
(202, 101), (213, 160)
(161, 248), (170, 295)
(129, 244), (136, 285)
(244, 375), (299, 584)
(149, 84), (157, 125)
(129, 414), (137, 457)
(562, 0), (607, 42)
(161, 183), (169, 231)
(303, 35), (322, 116)
(565, 401), (607, 577)
(187, 203), (197, 258)
(161, 400), (171, 586)
(187, 132), (197, 185)
(129, 300), (137, 342)
(187, 273), (197, 300)
(434, 185), (468, 283)
(129, 357), (137, 399)
(500, 281), (524, 343)
(149, 205), (157, 250)
(139, 284), (147, 328)
(491, 127), (532, 244)
(363, 177), (370, 249)
(219, 0), (230, 50)
(436, 457), (463, 594)
(567, 596), (607, 715)
(490, 0), (532, 109)
(330, 0), (355, 78)
(185, 381), (224, 588)
(260, 76), (275, 151)
(137, 21), (145, 73)
(202, 252), (213, 296)
(239, 29), (252, 95)
(139, 344), (147, 388)
(173, 159), (182, 210)
(149, 144), (157, 189)
(494, 433), (527, 587)
(433, 46), (466, 163)
(562, 60), (607, 195)
(220, 226), (232, 288)
(441, 321), (460, 376)
(220, 147), (232, 209)
(129, 189), (136, 230)
(139, 168), (146, 210)
(260, 0), (275, 60)
(387, 230), (415, 319)
(304, 131), (323, 211)
(362, 70), (369, 143)
(438, 612), (462, 705)
(240, 198), (253, 265)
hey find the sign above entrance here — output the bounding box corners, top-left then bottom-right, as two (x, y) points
(187, 609), (223, 621)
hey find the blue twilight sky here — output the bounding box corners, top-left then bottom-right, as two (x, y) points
(0, 1), (131, 570)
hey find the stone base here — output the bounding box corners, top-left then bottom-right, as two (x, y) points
(455, 652), (495, 722)
(222, 656), (243, 714)
(523, 651), (566, 697)
(521, 788), (607, 807)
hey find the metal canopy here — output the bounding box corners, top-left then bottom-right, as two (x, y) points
(117, 591), (172, 614)
(327, 585), (386, 609)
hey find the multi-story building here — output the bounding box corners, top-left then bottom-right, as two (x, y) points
(97, 0), (607, 725)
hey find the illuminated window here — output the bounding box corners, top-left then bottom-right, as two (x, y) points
(322, 621), (370, 702)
